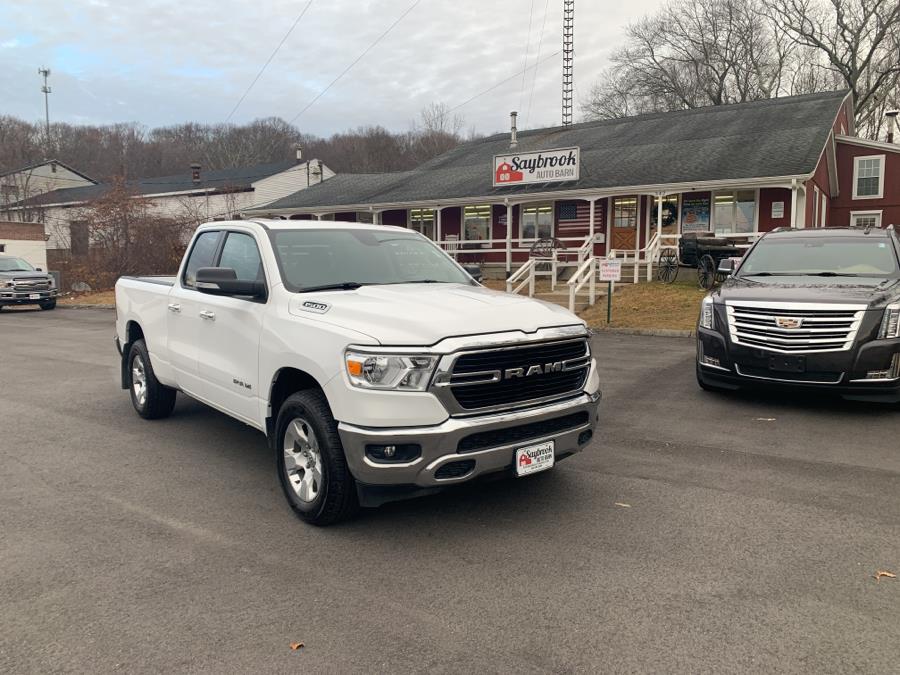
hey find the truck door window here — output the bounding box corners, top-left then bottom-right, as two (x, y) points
(182, 231), (221, 288)
(219, 232), (265, 284)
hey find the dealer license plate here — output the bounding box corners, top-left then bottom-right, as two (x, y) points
(29, 293), (40, 300)
(515, 441), (555, 477)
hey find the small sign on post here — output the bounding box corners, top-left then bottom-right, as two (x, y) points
(598, 259), (622, 325)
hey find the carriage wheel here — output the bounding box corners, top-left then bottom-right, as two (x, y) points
(697, 254), (717, 290)
(656, 249), (679, 284)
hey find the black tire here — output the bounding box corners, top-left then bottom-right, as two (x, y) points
(698, 254), (717, 290)
(275, 389), (358, 526)
(39, 299), (56, 310)
(657, 249), (679, 284)
(127, 339), (176, 419)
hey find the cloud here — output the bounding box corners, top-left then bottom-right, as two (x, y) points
(0, 0), (664, 135)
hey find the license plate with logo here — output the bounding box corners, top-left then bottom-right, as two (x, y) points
(29, 293), (40, 300)
(515, 441), (555, 477)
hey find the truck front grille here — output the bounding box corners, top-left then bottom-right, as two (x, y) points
(726, 301), (865, 354)
(12, 278), (51, 292)
(447, 339), (589, 411)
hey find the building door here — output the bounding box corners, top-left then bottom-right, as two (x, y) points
(611, 197), (638, 250)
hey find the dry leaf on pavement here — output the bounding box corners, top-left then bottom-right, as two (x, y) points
(289, 642), (305, 651)
(874, 571), (896, 581)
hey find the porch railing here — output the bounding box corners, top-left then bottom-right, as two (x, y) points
(566, 256), (597, 313)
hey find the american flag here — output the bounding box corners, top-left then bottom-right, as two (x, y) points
(556, 200), (593, 231)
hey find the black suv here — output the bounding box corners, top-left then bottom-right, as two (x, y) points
(696, 226), (900, 402)
(0, 255), (57, 310)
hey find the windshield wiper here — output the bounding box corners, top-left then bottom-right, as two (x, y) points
(740, 272), (795, 276)
(801, 272), (857, 277)
(298, 282), (367, 293)
(384, 279), (448, 285)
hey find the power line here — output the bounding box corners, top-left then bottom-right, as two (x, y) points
(524, 0), (550, 128)
(518, 0), (535, 113)
(225, 0), (315, 123)
(289, 0), (422, 125)
(448, 49), (562, 115)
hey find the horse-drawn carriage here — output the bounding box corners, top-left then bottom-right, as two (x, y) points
(656, 233), (746, 289)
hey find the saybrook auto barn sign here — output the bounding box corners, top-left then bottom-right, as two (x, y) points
(493, 147), (580, 187)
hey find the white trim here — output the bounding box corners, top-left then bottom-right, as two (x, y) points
(836, 135), (900, 154)
(849, 210), (883, 227)
(820, 191), (827, 227)
(852, 154), (885, 200)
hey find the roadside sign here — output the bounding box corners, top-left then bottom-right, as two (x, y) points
(599, 259), (622, 282)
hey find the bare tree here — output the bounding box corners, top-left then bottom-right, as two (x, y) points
(767, 0), (900, 137)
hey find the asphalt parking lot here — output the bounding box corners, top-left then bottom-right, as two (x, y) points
(1, 307), (899, 673)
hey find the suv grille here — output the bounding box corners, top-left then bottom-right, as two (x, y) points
(448, 339), (589, 411)
(726, 301), (865, 353)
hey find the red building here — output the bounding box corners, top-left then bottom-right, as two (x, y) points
(247, 91), (899, 275)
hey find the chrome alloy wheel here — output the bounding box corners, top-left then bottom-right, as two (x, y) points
(132, 353), (147, 408)
(283, 417), (323, 503)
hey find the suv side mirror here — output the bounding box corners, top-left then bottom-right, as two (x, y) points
(463, 264), (483, 283)
(196, 267), (266, 299)
(717, 258), (736, 275)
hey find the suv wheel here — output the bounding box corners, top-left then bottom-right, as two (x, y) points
(275, 390), (358, 526)
(40, 299), (56, 310)
(127, 339), (177, 419)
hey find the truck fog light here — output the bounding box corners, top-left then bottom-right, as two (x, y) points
(578, 430), (593, 445)
(702, 355), (721, 367)
(865, 354), (900, 380)
(365, 443), (421, 463)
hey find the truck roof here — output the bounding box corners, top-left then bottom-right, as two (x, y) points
(764, 226), (896, 239)
(197, 218), (410, 233)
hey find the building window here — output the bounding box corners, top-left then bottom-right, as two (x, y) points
(648, 194), (679, 233)
(356, 212), (374, 224)
(852, 155), (884, 199)
(409, 208), (435, 238)
(713, 190), (756, 234)
(463, 204), (491, 243)
(520, 203), (553, 240)
(70, 221), (89, 257)
(850, 211), (882, 228)
(612, 197), (637, 228)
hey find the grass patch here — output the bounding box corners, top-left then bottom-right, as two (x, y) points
(60, 290), (116, 306)
(579, 278), (706, 331)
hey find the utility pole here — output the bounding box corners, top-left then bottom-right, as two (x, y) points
(38, 67), (51, 138)
(562, 1), (574, 126)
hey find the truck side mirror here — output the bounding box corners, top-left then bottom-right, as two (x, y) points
(35, 267), (43, 272)
(717, 258), (736, 275)
(463, 264), (483, 283)
(196, 267), (266, 300)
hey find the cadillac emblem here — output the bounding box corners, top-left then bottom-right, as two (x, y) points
(775, 317), (803, 329)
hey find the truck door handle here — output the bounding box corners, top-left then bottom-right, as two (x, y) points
(167, 303), (181, 313)
(199, 310), (216, 321)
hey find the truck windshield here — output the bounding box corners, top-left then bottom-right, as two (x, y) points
(738, 236), (899, 278)
(0, 257), (35, 272)
(271, 229), (473, 291)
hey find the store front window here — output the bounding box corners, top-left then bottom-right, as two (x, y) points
(649, 194), (679, 234)
(464, 205), (492, 243)
(713, 190), (756, 234)
(613, 197), (638, 228)
(520, 203), (553, 240)
(409, 208), (436, 239)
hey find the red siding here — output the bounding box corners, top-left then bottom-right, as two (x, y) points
(440, 206), (461, 238)
(381, 209), (407, 227)
(335, 211), (357, 222)
(758, 188), (793, 232)
(804, 149), (831, 227)
(831, 142), (900, 227)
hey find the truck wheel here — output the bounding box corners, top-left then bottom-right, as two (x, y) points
(127, 339), (176, 419)
(40, 300), (56, 310)
(275, 390), (358, 526)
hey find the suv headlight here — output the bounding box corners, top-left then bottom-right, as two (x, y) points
(344, 350), (438, 391)
(699, 296), (715, 330)
(879, 303), (900, 339)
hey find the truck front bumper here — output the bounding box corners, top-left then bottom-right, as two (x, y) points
(0, 288), (57, 305)
(338, 391), (601, 489)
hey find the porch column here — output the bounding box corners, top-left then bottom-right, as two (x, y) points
(656, 193), (663, 241)
(506, 201), (513, 276)
(588, 199), (596, 241)
(790, 180), (798, 228)
(373, 209), (382, 225)
(436, 206), (442, 244)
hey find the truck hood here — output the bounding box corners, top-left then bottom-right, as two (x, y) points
(288, 283), (583, 346)
(713, 276), (900, 308)
(0, 270), (49, 280)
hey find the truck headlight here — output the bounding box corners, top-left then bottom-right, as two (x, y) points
(879, 303), (900, 339)
(345, 351), (438, 391)
(699, 296), (715, 330)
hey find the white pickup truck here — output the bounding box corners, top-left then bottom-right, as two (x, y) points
(115, 220), (601, 525)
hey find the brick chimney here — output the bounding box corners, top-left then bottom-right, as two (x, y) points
(190, 163), (201, 183)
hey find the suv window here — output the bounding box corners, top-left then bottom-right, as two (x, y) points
(219, 232), (264, 283)
(183, 231), (221, 288)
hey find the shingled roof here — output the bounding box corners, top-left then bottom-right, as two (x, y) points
(255, 90), (850, 212)
(24, 159), (297, 206)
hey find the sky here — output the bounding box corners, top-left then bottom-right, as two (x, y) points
(0, 0), (663, 137)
